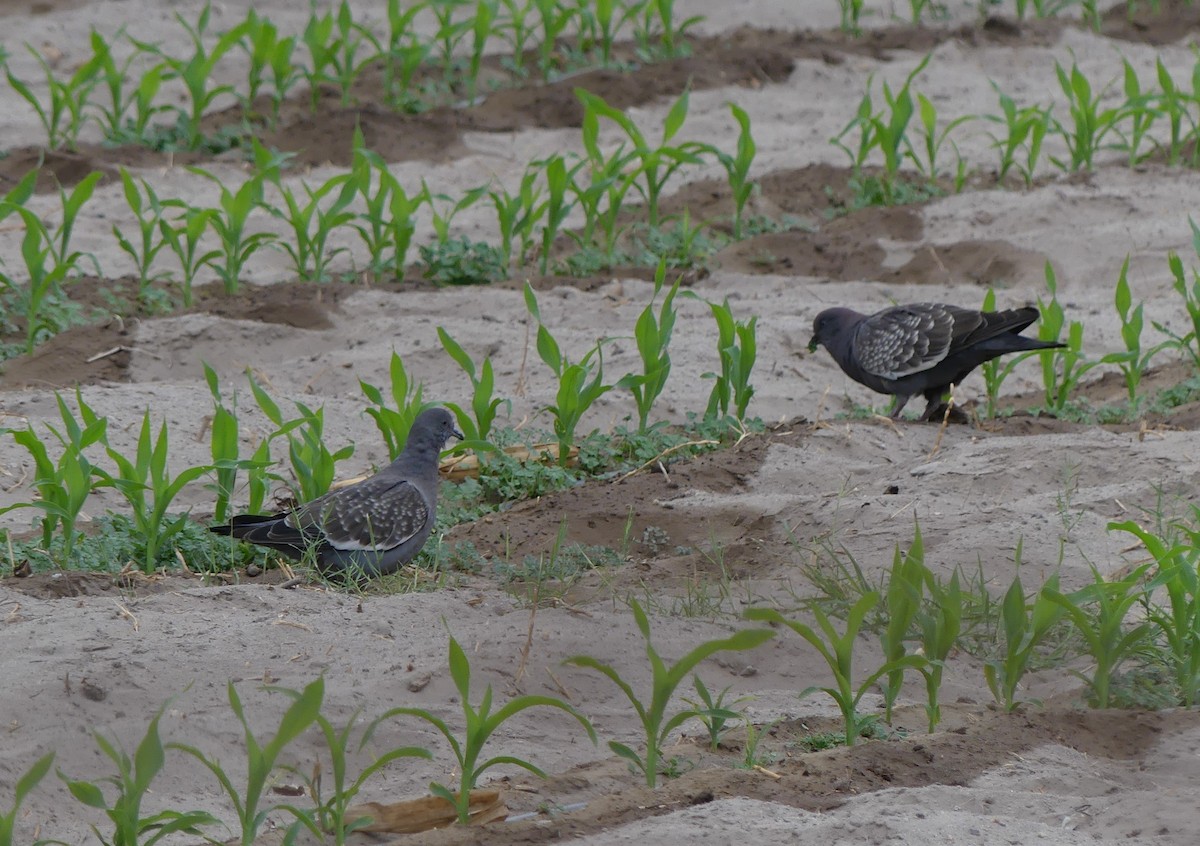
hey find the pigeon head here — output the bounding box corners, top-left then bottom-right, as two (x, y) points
(411, 407), (465, 452)
(808, 307), (865, 354)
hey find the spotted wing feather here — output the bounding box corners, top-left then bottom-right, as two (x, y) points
(286, 477), (429, 552)
(854, 304), (981, 379)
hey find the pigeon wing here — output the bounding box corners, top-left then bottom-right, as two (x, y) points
(286, 476), (430, 553)
(855, 304), (975, 379)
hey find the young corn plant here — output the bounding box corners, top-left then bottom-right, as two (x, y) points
(1050, 61), (1120, 172)
(489, 163), (548, 268)
(0, 205), (77, 354)
(88, 28), (140, 142)
(984, 84), (1051, 186)
(438, 327), (509, 447)
(112, 169), (172, 300)
(979, 288), (1036, 417)
(1153, 58), (1197, 167)
(917, 566), (963, 733)
(1099, 257), (1170, 409)
(878, 532), (926, 724)
(909, 92), (973, 187)
(6, 42), (104, 150)
(538, 155), (575, 275)
(983, 566), (1066, 711)
(1156, 245), (1200, 370)
(237, 9), (301, 120)
(0, 752), (58, 846)
(566, 599), (772, 787)
(634, 0), (704, 59)
(50, 170), (104, 270)
(130, 4), (250, 149)
(835, 0), (866, 34)
(532, 0), (577, 77)
(0, 389), (107, 568)
(247, 374), (354, 503)
(265, 172), (358, 283)
(191, 164), (277, 295)
(572, 121), (640, 266)
(203, 364), (273, 525)
(359, 351), (433, 460)
(370, 634), (595, 824)
(348, 135), (429, 279)
(282, 700), (430, 844)
(575, 88), (706, 228)
(683, 676), (751, 752)
(302, 0), (382, 108)
(576, 0), (640, 66)
(712, 102), (758, 240)
(59, 705), (219, 845)
(1113, 59), (1160, 167)
(746, 595), (925, 746)
(1042, 565), (1152, 708)
(699, 297), (757, 422)
(524, 283), (613, 465)
(102, 411), (215, 572)
(1037, 262), (1096, 414)
(170, 678), (324, 846)
(1111, 517), (1200, 706)
(831, 55), (932, 205)
(159, 203), (219, 307)
(616, 264), (681, 432)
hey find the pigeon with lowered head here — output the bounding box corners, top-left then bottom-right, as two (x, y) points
(211, 406), (463, 579)
(808, 302), (1064, 420)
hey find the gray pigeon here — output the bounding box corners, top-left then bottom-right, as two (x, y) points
(808, 303), (1064, 420)
(211, 407), (463, 579)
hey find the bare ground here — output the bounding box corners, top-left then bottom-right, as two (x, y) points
(3, 0), (1200, 843)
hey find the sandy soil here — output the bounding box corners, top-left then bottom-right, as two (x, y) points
(3, 0), (1200, 843)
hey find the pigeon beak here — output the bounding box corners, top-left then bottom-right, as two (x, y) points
(451, 426), (465, 441)
(807, 336), (819, 353)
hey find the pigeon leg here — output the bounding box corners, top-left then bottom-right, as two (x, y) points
(889, 394), (914, 419)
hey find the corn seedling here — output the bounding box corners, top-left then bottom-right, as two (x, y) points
(59, 705), (219, 845)
(439, 327), (510, 447)
(878, 531), (926, 724)
(1037, 262), (1097, 414)
(917, 566), (963, 732)
(0, 390), (107, 567)
(982, 564), (1066, 711)
(0, 205), (77, 354)
(746, 596), (924, 747)
(984, 84), (1051, 186)
(284, 703), (430, 844)
(1, 753), (61, 846)
(88, 28), (142, 142)
(203, 364), (273, 525)
(1157, 235), (1200, 370)
(832, 55), (932, 205)
(576, 88), (705, 228)
(247, 375), (354, 502)
(539, 154), (576, 274)
(382, 0), (430, 105)
(1113, 60), (1159, 167)
(1151, 58), (1198, 167)
(349, 137), (429, 279)
(909, 92), (973, 185)
(533, 0), (577, 77)
(572, 123), (640, 265)
(112, 169), (172, 299)
(158, 203), (219, 307)
(835, 0), (866, 34)
(698, 297), (757, 421)
(634, 0), (703, 59)
(371, 634), (595, 824)
(265, 173), (357, 282)
(705, 102), (758, 240)
(49, 169), (103, 270)
(360, 351), (433, 460)
(1043, 565), (1152, 708)
(524, 283), (614, 464)
(489, 163), (548, 267)
(102, 410), (215, 572)
(130, 4), (250, 149)
(566, 599), (772, 787)
(6, 42), (104, 150)
(1051, 61), (1120, 172)
(171, 678), (323, 846)
(576, 0), (640, 66)
(1111, 517), (1200, 705)
(302, 1), (382, 108)
(979, 288), (1036, 418)
(190, 164), (276, 295)
(616, 263), (680, 432)
(238, 10), (301, 121)
(1099, 257), (1170, 409)
(683, 676), (751, 751)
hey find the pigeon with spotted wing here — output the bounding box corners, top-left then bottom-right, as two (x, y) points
(808, 303), (1064, 420)
(211, 407), (463, 578)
